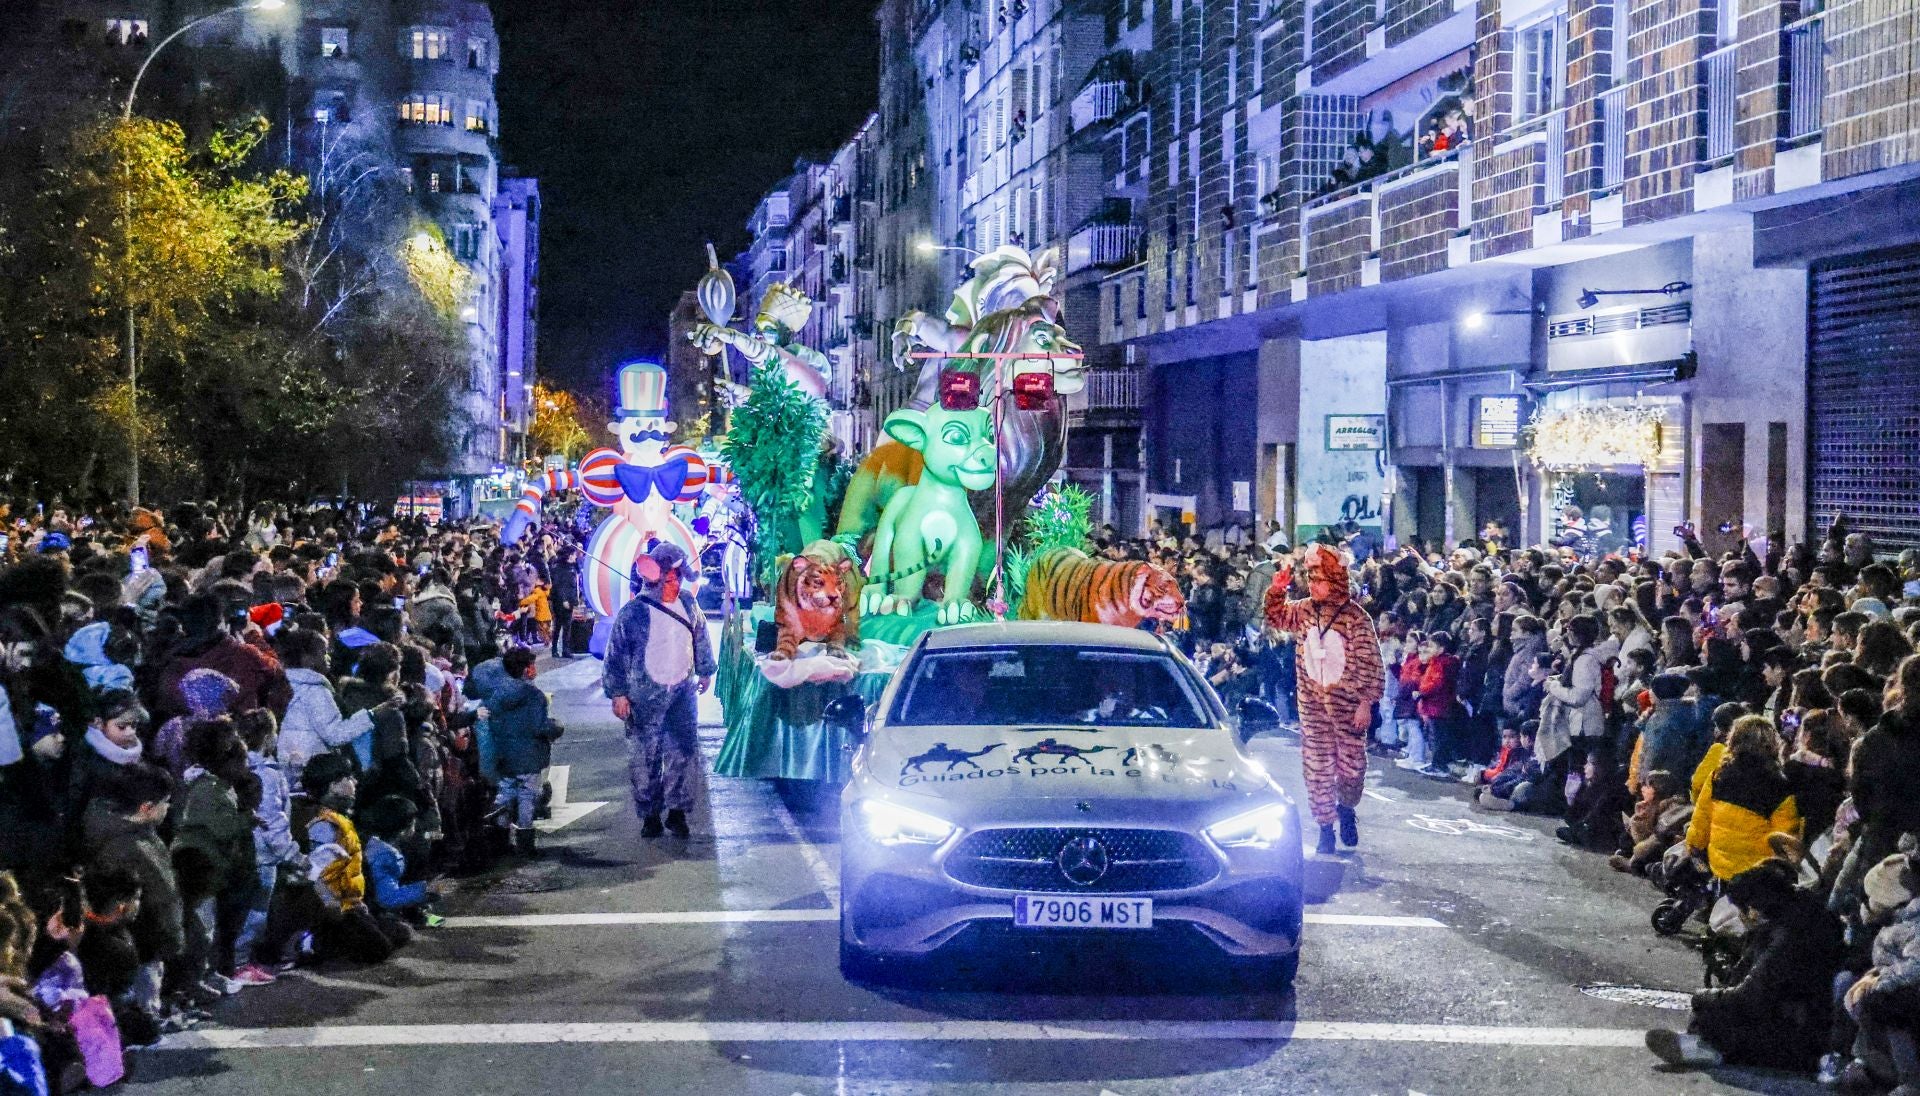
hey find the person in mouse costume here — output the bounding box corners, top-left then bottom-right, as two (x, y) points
(1264, 542), (1384, 855)
(604, 543), (716, 838)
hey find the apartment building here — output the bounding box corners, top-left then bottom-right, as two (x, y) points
(1085, 0), (1920, 553)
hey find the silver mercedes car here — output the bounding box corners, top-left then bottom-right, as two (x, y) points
(828, 621), (1302, 986)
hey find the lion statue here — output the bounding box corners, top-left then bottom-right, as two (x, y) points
(1017, 548), (1186, 630)
(772, 540), (862, 660)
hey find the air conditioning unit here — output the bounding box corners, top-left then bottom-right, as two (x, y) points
(1546, 302), (1692, 373)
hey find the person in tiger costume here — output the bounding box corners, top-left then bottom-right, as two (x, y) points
(1016, 548), (1185, 629)
(1264, 541), (1385, 855)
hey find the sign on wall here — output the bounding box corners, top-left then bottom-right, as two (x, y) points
(1325, 414), (1386, 451)
(1472, 395), (1524, 449)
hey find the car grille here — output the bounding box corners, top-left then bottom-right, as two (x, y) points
(945, 827), (1218, 893)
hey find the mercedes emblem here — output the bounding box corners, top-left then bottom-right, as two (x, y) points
(1075, 800), (1093, 813)
(1055, 835), (1110, 886)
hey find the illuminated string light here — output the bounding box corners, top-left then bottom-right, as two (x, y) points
(1523, 403), (1666, 470)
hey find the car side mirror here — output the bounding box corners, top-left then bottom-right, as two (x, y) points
(824, 694), (870, 746)
(1237, 696), (1280, 743)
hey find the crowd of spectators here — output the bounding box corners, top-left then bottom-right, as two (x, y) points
(1095, 511), (1920, 1090)
(0, 500), (582, 1091)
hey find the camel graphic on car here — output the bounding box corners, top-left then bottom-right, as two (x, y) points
(900, 742), (1005, 776)
(1011, 739), (1117, 766)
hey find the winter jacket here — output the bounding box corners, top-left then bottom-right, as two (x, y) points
(480, 677), (561, 778)
(1394, 656), (1427, 721)
(82, 799), (184, 964)
(407, 586), (462, 644)
(1637, 698), (1712, 788)
(157, 635), (291, 721)
(1687, 757), (1802, 881)
(363, 835), (429, 913)
(328, 624), (381, 681)
(172, 768), (258, 892)
(277, 668), (375, 786)
(1415, 653), (1462, 722)
(1457, 640), (1493, 717)
(1867, 899), (1920, 998)
(338, 678), (424, 811)
(247, 751), (301, 867)
(61, 623), (133, 693)
(1783, 754), (1845, 840)
(1849, 711), (1920, 870)
(1695, 886), (1844, 1018)
(62, 731), (139, 849)
(1502, 633), (1547, 721)
(301, 803), (366, 911)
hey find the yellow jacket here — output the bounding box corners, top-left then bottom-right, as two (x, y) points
(1686, 753), (1801, 881)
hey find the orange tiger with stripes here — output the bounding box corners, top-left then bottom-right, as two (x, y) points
(1017, 548), (1185, 629)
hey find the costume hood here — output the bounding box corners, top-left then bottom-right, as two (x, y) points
(1304, 543), (1352, 603)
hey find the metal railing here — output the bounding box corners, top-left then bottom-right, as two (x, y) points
(1786, 13), (1825, 140)
(1706, 44), (1739, 160)
(1071, 79), (1128, 133)
(1083, 368), (1144, 411)
(1543, 111), (1567, 204)
(1082, 223), (1142, 267)
(1601, 84), (1629, 189)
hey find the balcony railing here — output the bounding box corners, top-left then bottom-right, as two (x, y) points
(1706, 44), (1738, 160)
(1067, 222), (1143, 273)
(1602, 84), (1629, 189)
(1786, 13), (1825, 141)
(1082, 368), (1144, 412)
(1071, 79), (1128, 133)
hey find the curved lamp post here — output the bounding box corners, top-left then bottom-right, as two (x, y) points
(118, 0), (284, 506)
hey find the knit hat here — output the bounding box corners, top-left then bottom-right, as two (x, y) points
(1864, 852), (1919, 918)
(1852, 597), (1891, 621)
(177, 668), (240, 719)
(1650, 673), (1690, 701)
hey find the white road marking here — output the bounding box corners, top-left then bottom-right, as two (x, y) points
(152, 1020), (1646, 1051)
(1362, 789), (1395, 803)
(535, 801), (608, 832)
(437, 910), (1444, 929)
(772, 790), (840, 907)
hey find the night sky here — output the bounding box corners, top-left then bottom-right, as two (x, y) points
(492, 0), (880, 395)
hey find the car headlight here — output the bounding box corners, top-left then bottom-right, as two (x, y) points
(1205, 803), (1294, 850)
(855, 799), (956, 846)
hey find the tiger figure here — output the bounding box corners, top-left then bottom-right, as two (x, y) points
(772, 540), (862, 660)
(1017, 548), (1185, 629)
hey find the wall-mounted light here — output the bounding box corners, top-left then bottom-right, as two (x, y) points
(1577, 281), (1691, 310)
(1462, 310), (1487, 331)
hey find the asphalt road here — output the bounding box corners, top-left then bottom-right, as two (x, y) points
(132, 647), (1829, 1096)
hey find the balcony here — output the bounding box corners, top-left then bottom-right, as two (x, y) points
(1705, 44), (1738, 161)
(1785, 14), (1825, 141)
(960, 171), (980, 207)
(1296, 146), (1475, 294)
(1081, 367), (1144, 414)
(1066, 221), (1143, 274)
(1071, 79), (1129, 134)
(1543, 111), (1566, 205)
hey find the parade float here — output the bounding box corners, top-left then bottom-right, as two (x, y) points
(698, 245), (1186, 783)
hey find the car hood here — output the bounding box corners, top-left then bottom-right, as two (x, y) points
(869, 725), (1267, 801)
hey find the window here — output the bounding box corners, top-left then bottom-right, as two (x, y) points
(320, 27), (349, 58)
(467, 37), (487, 69)
(1515, 12), (1568, 122)
(103, 19), (148, 45)
(427, 170), (442, 194)
(452, 224), (482, 261)
(888, 647), (1210, 729)
(398, 167), (415, 193)
(466, 100), (490, 133)
(1164, 213), (1178, 311)
(408, 27), (452, 60)
(1221, 227), (1235, 288)
(1135, 271), (1147, 318)
(1247, 228), (1260, 288)
(398, 93), (456, 126)
(1113, 283), (1124, 325)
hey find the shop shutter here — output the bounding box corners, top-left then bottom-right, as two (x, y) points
(1808, 246), (1920, 550)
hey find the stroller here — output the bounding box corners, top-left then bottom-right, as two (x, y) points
(1649, 843), (1742, 986)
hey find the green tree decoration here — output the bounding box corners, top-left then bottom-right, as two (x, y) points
(721, 362), (827, 584)
(1003, 483), (1095, 610)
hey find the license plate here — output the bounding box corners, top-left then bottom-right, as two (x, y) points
(1011, 894), (1153, 929)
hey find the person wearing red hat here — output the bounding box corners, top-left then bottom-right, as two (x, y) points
(1265, 542), (1385, 855)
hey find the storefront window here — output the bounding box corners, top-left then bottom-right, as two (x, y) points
(1547, 472), (1645, 557)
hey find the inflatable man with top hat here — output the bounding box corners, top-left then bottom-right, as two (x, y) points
(574, 361), (708, 620)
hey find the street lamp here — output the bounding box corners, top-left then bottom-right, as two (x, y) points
(915, 239), (982, 260)
(118, 0), (284, 506)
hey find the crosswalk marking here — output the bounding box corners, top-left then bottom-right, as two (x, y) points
(152, 1019), (1646, 1052)
(438, 910), (1445, 929)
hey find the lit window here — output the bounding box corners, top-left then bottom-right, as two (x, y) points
(398, 93), (456, 126)
(320, 27), (349, 58)
(409, 27), (452, 60)
(428, 171), (442, 193)
(103, 19), (148, 45)
(466, 100), (490, 133)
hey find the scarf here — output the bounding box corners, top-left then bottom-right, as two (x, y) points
(85, 725), (142, 766)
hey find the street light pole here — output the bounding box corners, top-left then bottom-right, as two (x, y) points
(118, 0), (282, 506)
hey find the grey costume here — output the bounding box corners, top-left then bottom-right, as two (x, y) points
(603, 561), (715, 819)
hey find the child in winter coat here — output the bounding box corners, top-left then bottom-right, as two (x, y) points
(1611, 769), (1689, 874)
(170, 720), (259, 997)
(476, 647), (563, 856)
(358, 796), (437, 928)
(1412, 630), (1464, 777)
(1476, 724), (1544, 812)
(233, 711), (299, 984)
(82, 764), (179, 1030)
(1392, 632), (1430, 769)
(292, 754), (408, 965)
(273, 629), (375, 789)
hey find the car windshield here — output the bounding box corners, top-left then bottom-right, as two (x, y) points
(889, 645), (1212, 728)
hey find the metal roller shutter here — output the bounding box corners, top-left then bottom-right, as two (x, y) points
(1808, 247), (1920, 550)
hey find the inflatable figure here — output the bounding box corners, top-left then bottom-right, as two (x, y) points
(1016, 548), (1186, 629)
(860, 396), (996, 625)
(688, 282), (830, 402)
(575, 361), (707, 619)
(837, 247), (1082, 543)
(772, 540), (861, 660)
